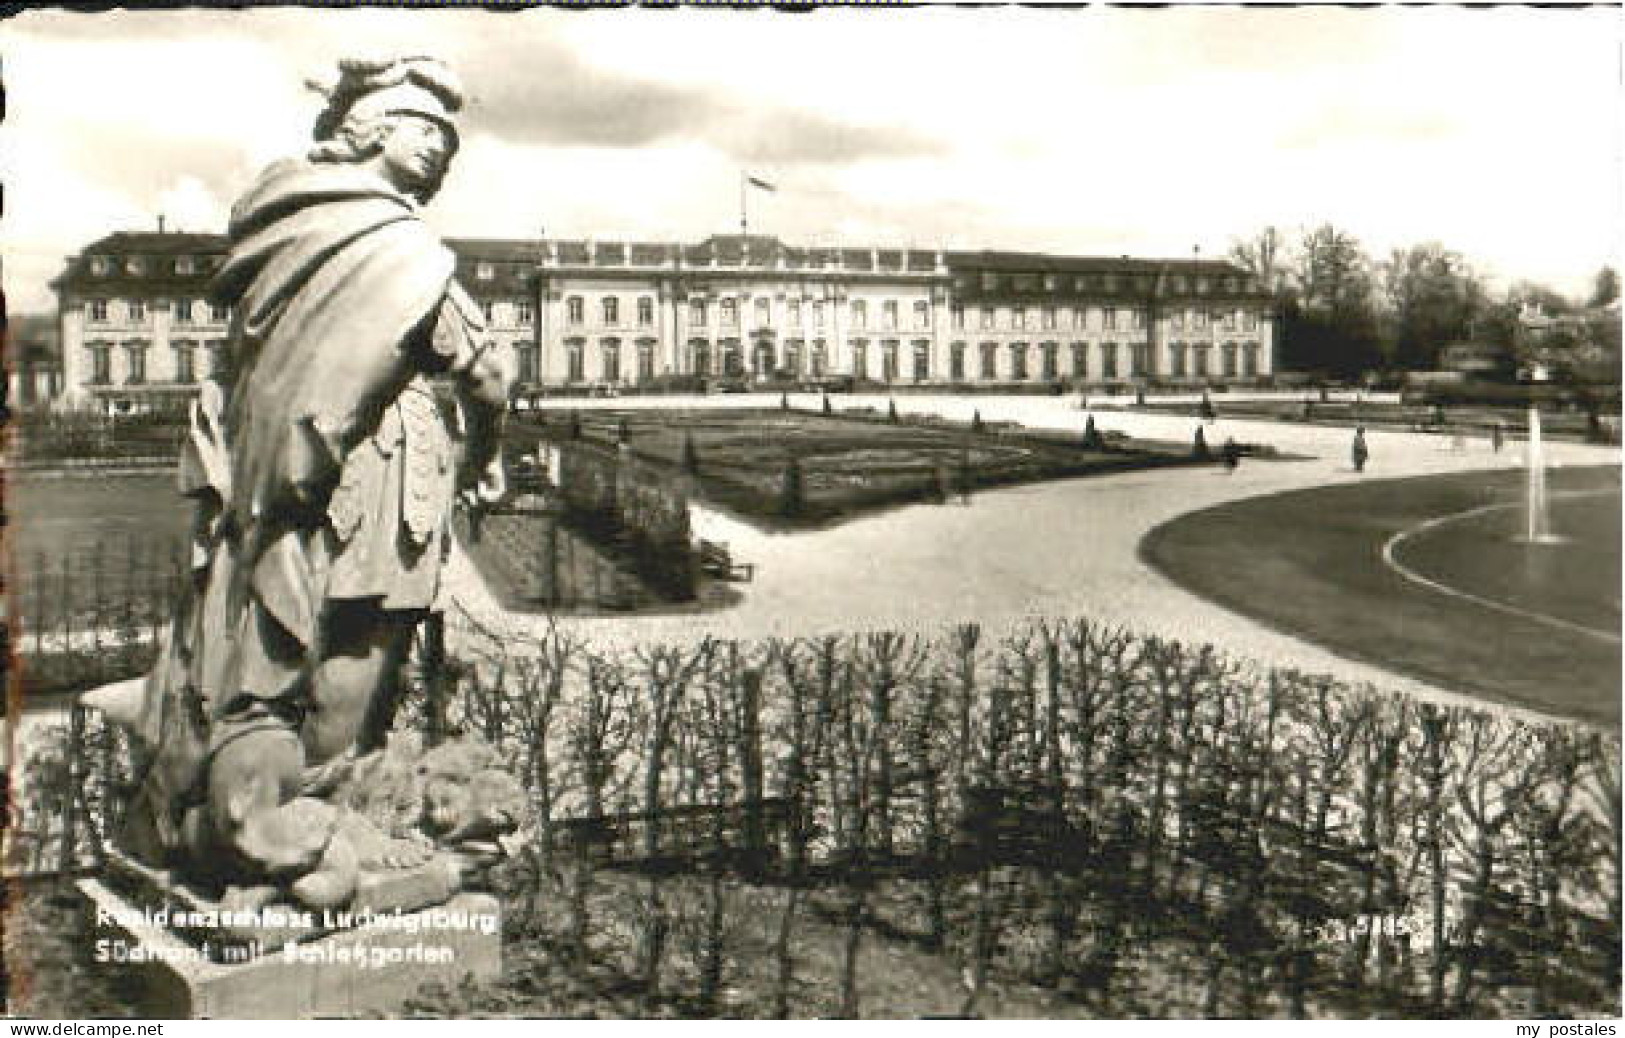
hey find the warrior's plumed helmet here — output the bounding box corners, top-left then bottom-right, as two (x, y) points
(310, 56), (464, 150)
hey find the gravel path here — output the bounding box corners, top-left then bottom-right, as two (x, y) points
(441, 393), (1619, 722)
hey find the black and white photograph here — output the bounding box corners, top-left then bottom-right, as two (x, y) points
(1, 1), (1620, 1022)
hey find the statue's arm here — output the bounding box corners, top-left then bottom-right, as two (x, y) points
(427, 283), (511, 505)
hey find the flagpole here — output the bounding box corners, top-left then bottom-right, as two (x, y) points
(740, 171), (748, 238)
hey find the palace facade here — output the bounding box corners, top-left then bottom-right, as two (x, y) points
(51, 230), (1275, 413)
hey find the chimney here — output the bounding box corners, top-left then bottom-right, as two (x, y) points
(158, 214), (166, 234)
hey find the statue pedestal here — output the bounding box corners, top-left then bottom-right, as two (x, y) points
(78, 877), (501, 1019)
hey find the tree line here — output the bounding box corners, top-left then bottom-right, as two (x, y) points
(1228, 225), (1620, 383)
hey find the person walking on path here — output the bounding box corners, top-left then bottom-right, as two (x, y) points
(1491, 420), (1505, 453)
(1352, 426), (1370, 473)
(1221, 437), (1241, 474)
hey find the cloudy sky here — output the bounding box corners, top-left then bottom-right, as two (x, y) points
(2, 4), (1619, 313)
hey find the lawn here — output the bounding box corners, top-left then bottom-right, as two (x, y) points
(515, 406), (1207, 529)
(1141, 465), (1622, 725)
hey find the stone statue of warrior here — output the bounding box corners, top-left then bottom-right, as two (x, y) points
(87, 57), (519, 912)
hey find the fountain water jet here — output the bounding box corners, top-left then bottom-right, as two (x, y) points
(1524, 404), (1561, 544)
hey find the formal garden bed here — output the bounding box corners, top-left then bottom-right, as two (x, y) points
(1131, 393), (1621, 442)
(511, 404), (1231, 532)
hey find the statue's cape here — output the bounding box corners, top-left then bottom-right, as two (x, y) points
(199, 159), (457, 650)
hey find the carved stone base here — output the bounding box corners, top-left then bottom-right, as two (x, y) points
(79, 877), (501, 1019)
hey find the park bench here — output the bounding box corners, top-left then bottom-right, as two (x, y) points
(554, 796), (792, 866)
(698, 538), (755, 582)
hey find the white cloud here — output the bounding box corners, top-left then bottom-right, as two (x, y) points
(0, 5), (1618, 313)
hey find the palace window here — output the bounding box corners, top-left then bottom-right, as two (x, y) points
(481, 300), (495, 324)
(850, 300), (868, 330)
(127, 299), (147, 323)
(638, 340), (655, 381)
(1103, 307), (1118, 331)
(1243, 342), (1260, 377)
(175, 299), (194, 324)
(1192, 309), (1208, 329)
(950, 304), (965, 331)
(811, 340), (828, 376)
(756, 297), (771, 326)
(813, 300), (826, 328)
(1040, 342), (1059, 381)
(1194, 344), (1210, 378)
(1041, 307), (1057, 331)
(517, 341), (539, 383)
(1169, 310), (1185, 331)
(567, 296), (584, 326)
(210, 302), (231, 322)
(980, 342), (998, 380)
(88, 343), (112, 385)
(516, 299), (534, 325)
(601, 339), (621, 382)
(89, 299), (109, 323)
(566, 339), (585, 382)
(881, 340), (899, 381)
(1130, 310), (1147, 330)
(1243, 310), (1259, 331)
(1132, 343), (1150, 377)
(851, 340), (868, 379)
(1170, 343), (1188, 378)
(1071, 342), (1088, 378)
(173, 342), (196, 384)
(206, 340), (226, 378)
(882, 300), (898, 331)
(912, 340), (930, 381)
(602, 296), (619, 326)
(950, 342), (966, 381)
(913, 300), (930, 330)
(124, 341), (148, 385)
(789, 298), (802, 325)
(1222, 342), (1238, 378)
(1101, 342), (1119, 380)
(637, 296), (654, 327)
(1010, 342), (1029, 381)
(690, 299), (707, 326)
(979, 306), (995, 331)
(721, 298), (739, 327)
(1011, 308), (1027, 331)
(692, 339), (712, 375)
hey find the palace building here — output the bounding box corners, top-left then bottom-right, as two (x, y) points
(50, 230), (1275, 413)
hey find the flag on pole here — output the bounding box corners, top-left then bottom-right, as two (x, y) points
(746, 175), (777, 193)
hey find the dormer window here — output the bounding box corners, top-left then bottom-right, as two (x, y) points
(126, 257), (145, 275)
(89, 256), (110, 277)
(176, 256), (195, 276)
(475, 262), (494, 281)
